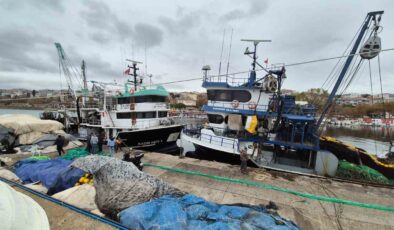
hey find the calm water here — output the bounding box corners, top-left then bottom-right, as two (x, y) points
(0, 109), (391, 156)
(0, 108), (42, 117)
(324, 125), (393, 157)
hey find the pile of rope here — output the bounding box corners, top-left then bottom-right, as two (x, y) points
(62, 148), (110, 160)
(336, 160), (390, 184)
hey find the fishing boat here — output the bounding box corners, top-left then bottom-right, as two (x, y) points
(178, 11), (386, 176)
(41, 45), (184, 151)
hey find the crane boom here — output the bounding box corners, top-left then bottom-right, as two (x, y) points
(54, 43), (83, 99)
(316, 11), (384, 131)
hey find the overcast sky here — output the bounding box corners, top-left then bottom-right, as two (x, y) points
(0, 0), (393, 93)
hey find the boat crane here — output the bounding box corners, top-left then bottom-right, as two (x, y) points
(316, 11), (384, 132)
(54, 43), (85, 100)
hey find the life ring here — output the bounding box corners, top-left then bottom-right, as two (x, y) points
(248, 101), (257, 110)
(231, 100), (240, 108)
(129, 88), (135, 94)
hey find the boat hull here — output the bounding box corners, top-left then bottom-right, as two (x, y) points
(193, 143), (243, 165)
(117, 125), (183, 151)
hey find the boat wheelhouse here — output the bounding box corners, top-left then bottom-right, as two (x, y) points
(98, 83), (183, 149)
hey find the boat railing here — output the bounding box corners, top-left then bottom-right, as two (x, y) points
(81, 102), (101, 108)
(132, 118), (173, 129)
(204, 74), (250, 87)
(54, 102), (101, 109)
(111, 103), (170, 111)
(207, 101), (268, 111)
(183, 128), (239, 149)
(81, 118), (101, 125)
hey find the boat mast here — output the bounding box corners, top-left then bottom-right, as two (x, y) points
(126, 59), (142, 91)
(241, 39), (271, 87)
(81, 60), (87, 91)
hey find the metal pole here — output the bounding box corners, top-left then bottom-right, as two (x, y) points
(133, 63), (137, 90)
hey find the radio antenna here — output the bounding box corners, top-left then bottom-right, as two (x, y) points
(225, 28), (234, 77)
(218, 29), (226, 77)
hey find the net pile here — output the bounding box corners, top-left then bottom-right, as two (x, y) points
(28, 156), (51, 161)
(336, 160), (390, 184)
(61, 148), (110, 160)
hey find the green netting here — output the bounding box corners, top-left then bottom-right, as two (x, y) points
(145, 162), (394, 212)
(62, 148), (111, 160)
(336, 160), (390, 184)
(28, 156), (51, 161)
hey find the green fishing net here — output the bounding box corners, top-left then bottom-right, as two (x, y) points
(28, 156), (51, 161)
(336, 160), (390, 184)
(62, 148), (111, 160)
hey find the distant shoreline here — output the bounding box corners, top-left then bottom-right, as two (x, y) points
(0, 107), (43, 111)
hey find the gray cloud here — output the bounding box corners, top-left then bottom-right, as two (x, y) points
(159, 11), (202, 35)
(81, 0), (132, 43)
(133, 23), (163, 48)
(220, 0), (269, 22)
(89, 32), (111, 44)
(0, 74), (61, 89)
(0, 29), (57, 73)
(0, 0), (393, 94)
(64, 46), (120, 81)
(0, 0), (65, 12)
(81, 0), (162, 48)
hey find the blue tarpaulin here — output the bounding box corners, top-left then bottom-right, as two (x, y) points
(119, 194), (300, 230)
(14, 158), (84, 194)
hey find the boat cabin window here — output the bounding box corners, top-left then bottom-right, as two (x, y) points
(158, 111), (168, 118)
(117, 96), (166, 104)
(117, 97), (130, 104)
(208, 114), (224, 124)
(136, 112), (156, 119)
(117, 112), (157, 119)
(117, 112), (132, 119)
(135, 96), (167, 103)
(207, 90), (251, 102)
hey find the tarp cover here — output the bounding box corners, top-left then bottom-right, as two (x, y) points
(71, 156), (184, 217)
(0, 114), (64, 145)
(119, 194), (300, 230)
(0, 124), (16, 152)
(0, 114), (63, 135)
(52, 184), (98, 211)
(14, 158), (84, 194)
(0, 181), (50, 230)
(0, 168), (21, 182)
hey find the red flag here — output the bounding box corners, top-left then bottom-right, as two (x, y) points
(124, 68), (130, 75)
(264, 58), (269, 64)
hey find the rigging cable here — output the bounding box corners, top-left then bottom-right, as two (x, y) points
(378, 54), (384, 103)
(377, 54), (393, 153)
(368, 60), (374, 104)
(368, 59), (379, 155)
(321, 19), (365, 91)
(148, 48), (394, 87)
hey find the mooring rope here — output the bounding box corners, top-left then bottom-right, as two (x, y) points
(145, 162), (394, 212)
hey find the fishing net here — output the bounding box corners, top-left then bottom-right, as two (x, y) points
(61, 148), (110, 160)
(336, 160), (390, 184)
(28, 156), (51, 161)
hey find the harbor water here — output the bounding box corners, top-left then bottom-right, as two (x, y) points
(0, 108), (42, 117)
